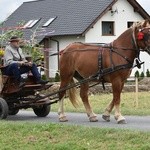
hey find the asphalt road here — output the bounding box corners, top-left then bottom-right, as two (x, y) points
(6, 110), (150, 132)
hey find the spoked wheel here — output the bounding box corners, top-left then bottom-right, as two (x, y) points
(33, 105), (51, 117)
(9, 109), (19, 115)
(0, 98), (9, 119)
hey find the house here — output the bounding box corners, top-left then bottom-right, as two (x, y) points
(2, 0), (150, 78)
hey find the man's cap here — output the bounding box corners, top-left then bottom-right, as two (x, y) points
(9, 36), (20, 42)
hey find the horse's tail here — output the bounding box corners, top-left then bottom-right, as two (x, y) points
(67, 79), (79, 108)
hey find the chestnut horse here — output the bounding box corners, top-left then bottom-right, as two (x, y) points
(57, 20), (150, 123)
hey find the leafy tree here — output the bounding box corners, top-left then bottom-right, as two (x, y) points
(140, 72), (145, 78)
(0, 21), (44, 62)
(146, 69), (150, 77)
(0, 21), (24, 48)
(135, 70), (140, 77)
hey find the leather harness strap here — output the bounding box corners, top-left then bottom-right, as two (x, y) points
(98, 47), (105, 90)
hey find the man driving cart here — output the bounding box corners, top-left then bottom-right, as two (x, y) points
(3, 36), (48, 87)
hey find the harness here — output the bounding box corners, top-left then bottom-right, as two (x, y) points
(96, 28), (148, 90)
(97, 45), (135, 90)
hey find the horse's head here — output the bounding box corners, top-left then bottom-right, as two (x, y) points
(132, 20), (150, 54)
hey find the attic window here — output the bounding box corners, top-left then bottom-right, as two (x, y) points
(42, 17), (56, 27)
(24, 19), (39, 28)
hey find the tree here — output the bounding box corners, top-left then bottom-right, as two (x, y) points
(0, 21), (24, 48)
(0, 21), (44, 62)
(140, 71), (145, 78)
(146, 69), (150, 77)
(135, 70), (140, 77)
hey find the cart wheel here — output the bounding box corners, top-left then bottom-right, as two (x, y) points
(9, 109), (19, 115)
(33, 105), (51, 117)
(0, 98), (9, 119)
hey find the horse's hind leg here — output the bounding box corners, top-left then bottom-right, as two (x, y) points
(58, 79), (71, 122)
(102, 100), (114, 122)
(80, 83), (98, 122)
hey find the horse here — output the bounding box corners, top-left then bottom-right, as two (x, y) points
(57, 19), (150, 123)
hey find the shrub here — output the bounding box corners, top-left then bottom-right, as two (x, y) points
(55, 72), (60, 82)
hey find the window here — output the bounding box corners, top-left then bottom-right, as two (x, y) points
(42, 17), (57, 27)
(127, 22), (134, 28)
(23, 19), (40, 28)
(102, 21), (114, 35)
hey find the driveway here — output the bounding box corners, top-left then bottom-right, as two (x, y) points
(6, 110), (150, 132)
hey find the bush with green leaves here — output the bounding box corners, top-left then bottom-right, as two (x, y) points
(55, 72), (60, 82)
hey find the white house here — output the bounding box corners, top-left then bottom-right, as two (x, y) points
(2, 0), (150, 77)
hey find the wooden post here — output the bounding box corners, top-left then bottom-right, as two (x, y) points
(135, 77), (138, 108)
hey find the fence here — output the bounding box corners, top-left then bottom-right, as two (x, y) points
(89, 76), (150, 108)
(127, 77), (150, 107)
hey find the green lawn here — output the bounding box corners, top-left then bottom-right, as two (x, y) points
(51, 92), (150, 116)
(0, 122), (149, 150)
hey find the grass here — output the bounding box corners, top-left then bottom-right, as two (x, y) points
(51, 92), (150, 116)
(0, 122), (150, 150)
(1, 92), (150, 150)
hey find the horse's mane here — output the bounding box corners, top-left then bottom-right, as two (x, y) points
(131, 19), (150, 31)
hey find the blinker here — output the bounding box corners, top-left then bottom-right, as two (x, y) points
(137, 32), (144, 40)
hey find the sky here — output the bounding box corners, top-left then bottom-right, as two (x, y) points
(0, 0), (150, 22)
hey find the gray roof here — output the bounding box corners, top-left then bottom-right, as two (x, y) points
(2, 0), (150, 42)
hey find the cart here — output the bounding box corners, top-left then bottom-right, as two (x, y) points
(0, 66), (53, 119)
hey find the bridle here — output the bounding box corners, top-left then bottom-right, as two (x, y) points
(132, 26), (150, 55)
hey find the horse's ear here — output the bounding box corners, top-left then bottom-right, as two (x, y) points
(143, 19), (150, 27)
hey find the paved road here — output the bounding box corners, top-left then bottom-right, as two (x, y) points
(7, 110), (150, 132)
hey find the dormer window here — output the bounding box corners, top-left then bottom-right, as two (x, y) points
(24, 19), (40, 28)
(42, 17), (57, 27)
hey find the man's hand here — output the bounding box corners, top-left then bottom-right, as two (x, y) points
(18, 61), (25, 66)
(18, 61), (33, 67)
(26, 62), (33, 67)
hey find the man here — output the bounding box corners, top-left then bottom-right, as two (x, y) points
(3, 36), (48, 87)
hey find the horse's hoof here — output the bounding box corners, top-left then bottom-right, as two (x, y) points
(116, 116), (127, 124)
(59, 116), (68, 122)
(117, 119), (127, 124)
(102, 115), (110, 122)
(89, 116), (98, 122)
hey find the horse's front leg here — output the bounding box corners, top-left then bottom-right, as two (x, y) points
(103, 81), (126, 124)
(58, 96), (68, 122)
(80, 83), (98, 122)
(112, 81), (126, 124)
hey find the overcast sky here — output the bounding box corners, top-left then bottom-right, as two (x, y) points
(0, 0), (150, 22)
